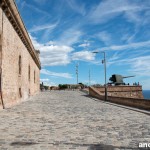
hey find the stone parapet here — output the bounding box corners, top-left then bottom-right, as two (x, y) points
(89, 87), (150, 111)
(94, 85), (144, 99)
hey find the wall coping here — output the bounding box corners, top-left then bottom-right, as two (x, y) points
(94, 85), (142, 88)
(0, 0), (41, 69)
(94, 86), (143, 92)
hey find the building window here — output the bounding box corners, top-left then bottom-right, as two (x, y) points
(19, 88), (22, 98)
(28, 65), (30, 81)
(19, 55), (21, 75)
(34, 70), (35, 83)
(29, 89), (30, 96)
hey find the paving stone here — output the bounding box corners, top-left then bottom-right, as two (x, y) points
(0, 91), (150, 150)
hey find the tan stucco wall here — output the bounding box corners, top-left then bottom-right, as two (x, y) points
(0, 9), (40, 108)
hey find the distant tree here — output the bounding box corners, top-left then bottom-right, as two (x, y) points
(58, 84), (62, 89)
(59, 84), (68, 89)
(78, 83), (84, 89)
(44, 86), (49, 90)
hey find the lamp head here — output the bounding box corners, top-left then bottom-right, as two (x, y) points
(92, 51), (99, 54)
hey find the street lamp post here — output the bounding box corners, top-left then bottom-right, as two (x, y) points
(89, 69), (91, 86)
(93, 51), (107, 101)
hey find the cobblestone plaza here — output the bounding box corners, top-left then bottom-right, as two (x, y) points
(0, 91), (150, 150)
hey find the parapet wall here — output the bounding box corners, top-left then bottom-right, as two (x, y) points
(94, 85), (144, 99)
(89, 87), (150, 111)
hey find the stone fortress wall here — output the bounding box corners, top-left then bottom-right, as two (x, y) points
(94, 85), (144, 99)
(89, 86), (150, 111)
(0, 0), (41, 109)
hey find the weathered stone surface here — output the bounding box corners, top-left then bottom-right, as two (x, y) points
(0, 91), (150, 150)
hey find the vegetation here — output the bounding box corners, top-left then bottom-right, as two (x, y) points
(40, 82), (49, 90)
(58, 84), (68, 89)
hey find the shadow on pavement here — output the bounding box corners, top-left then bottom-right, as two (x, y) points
(10, 141), (145, 149)
(10, 141), (38, 146)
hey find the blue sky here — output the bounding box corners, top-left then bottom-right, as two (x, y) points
(16, 0), (150, 89)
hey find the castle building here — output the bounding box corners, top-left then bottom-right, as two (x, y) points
(0, 0), (41, 109)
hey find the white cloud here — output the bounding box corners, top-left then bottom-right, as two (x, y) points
(29, 23), (57, 33)
(121, 32), (138, 43)
(78, 42), (90, 48)
(29, 34), (73, 66)
(96, 31), (111, 45)
(72, 51), (95, 61)
(56, 28), (83, 46)
(41, 69), (72, 79)
(40, 78), (49, 82)
(126, 56), (150, 89)
(128, 56), (150, 77)
(30, 33), (95, 66)
(40, 78), (57, 86)
(108, 55), (150, 77)
(142, 9), (150, 25)
(108, 52), (120, 62)
(124, 10), (141, 24)
(107, 54), (150, 89)
(46, 41), (55, 45)
(140, 79), (150, 90)
(66, 0), (86, 16)
(88, 0), (146, 24)
(24, 2), (50, 17)
(101, 40), (150, 51)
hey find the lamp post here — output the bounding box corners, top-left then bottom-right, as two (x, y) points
(89, 69), (91, 86)
(93, 51), (107, 101)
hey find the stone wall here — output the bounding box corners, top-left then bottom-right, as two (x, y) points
(0, 2), (40, 109)
(89, 87), (150, 111)
(94, 85), (143, 99)
(0, 7), (3, 109)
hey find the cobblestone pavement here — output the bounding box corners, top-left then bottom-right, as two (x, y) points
(0, 91), (150, 150)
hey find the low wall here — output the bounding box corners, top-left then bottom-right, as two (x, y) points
(94, 85), (144, 99)
(80, 88), (89, 94)
(89, 87), (150, 111)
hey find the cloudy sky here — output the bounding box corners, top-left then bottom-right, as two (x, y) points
(16, 0), (150, 89)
